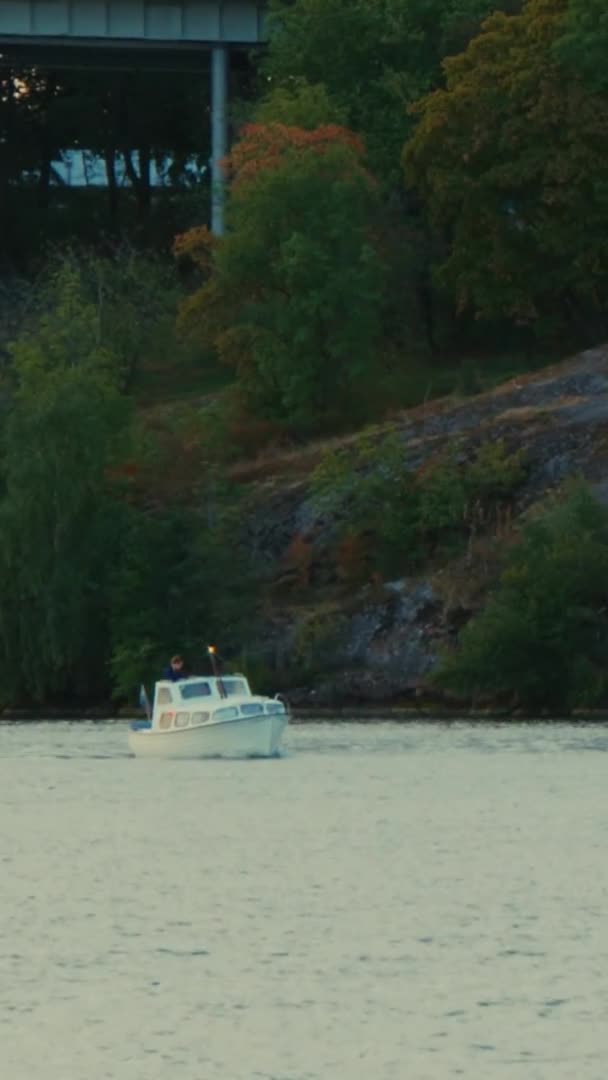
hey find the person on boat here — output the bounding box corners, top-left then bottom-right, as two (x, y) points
(163, 655), (189, 681)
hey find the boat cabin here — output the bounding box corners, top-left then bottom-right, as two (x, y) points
(140, 675), (286, 732)
(156, 674), (253, 706)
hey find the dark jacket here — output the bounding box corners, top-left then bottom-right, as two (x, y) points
(162, 666), (189, 682)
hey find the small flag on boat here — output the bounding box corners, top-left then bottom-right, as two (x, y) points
(139, 684), (152, 719)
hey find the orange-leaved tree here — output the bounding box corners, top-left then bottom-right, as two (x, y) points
(175, 122), (387, 435)
(403, 0), (608, 340)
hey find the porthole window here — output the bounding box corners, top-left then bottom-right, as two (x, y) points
(214, 706), (239, 721)
(191, 711), (210, 725)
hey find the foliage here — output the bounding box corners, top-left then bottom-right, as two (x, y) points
(0, 280), (132, 703)
(4, 0), (608, 709)
(176, 127), (387, 434)
(0, 261), (259, 706)
(291, 610), (348, 679)
(404, 0), (608, 337)
(311, 432), (421, 575)
(263, 0), (518, 184)
(311, 433), (526, 580)
(254, 79), (348, 129)
(434, 483), (608, 708)
(78, 249), (192, 391)
(419, 440), (526, 538)
(554, 0), (608, 93)
(109, 486), (259, 699)
(13, 251), (195, 393)
(223, 122), (367, 189)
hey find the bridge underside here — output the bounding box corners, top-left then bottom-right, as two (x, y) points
(0, 40), (230, 68)
(0, 1), (266, 232)
(0, 1), (265, 47)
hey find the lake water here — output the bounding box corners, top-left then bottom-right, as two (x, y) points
(2, 720), (608, 1080)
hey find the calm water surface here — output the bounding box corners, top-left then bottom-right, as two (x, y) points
(2, 720), (608, 1080)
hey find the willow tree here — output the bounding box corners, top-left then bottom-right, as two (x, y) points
(0, 264), (131, 704)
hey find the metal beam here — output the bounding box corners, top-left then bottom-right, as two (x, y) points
(0, 1), (266, 47)
(0, 40), (253, 69)
(210, 43), (227, 236)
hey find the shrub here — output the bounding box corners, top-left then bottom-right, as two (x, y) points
(434, 482), (608, 709)
(310, 433), (526, 582)
(291, 611), (347, 679)
(311, 431), (423, 579)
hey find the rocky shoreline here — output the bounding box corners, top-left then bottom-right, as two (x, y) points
(235, 344), (608, 709)
(3, 346), (608, 721)
(1, 705), (608, 722)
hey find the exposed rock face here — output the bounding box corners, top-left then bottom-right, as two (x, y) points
(239, 345), (608, 704)
(288, 581), (441, 706)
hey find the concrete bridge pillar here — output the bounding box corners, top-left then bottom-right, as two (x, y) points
(210, 45), (228, 236)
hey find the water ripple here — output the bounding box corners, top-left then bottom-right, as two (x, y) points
(2, 720), (608, 1079)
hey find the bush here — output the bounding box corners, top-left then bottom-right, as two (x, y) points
(310, 433), (526, 582)
(311, 431), (423, 577)
(12, 250), (202, 399)
(434, 483), (608, 709)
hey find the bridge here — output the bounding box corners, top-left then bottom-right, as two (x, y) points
(0, 0), (268, 232)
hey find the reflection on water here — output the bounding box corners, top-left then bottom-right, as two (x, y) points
(1, 721), (608, 1079)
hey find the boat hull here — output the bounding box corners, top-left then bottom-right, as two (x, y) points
(128, 712), (287, 759)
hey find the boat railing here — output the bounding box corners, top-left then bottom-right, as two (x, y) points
(273, 692), (292, 717)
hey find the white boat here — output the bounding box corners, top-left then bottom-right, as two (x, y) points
(128, 672), (289, 759)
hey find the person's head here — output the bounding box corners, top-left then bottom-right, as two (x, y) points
(170, 655), (184, 673)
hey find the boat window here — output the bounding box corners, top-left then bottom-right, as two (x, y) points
(157, 688), (173, 705)
(175, 712), (190, 728)
(190, 711), (210, 725)
(180, 681), (211, 700)
(214, 706), (239, 721)
(221, 679), (248, 697)
(265, 702), (286, 715)
(240, 703), (263, 716)
(159, 712), (173, 729)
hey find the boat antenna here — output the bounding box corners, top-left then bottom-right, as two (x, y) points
(207, 644), (227, 699)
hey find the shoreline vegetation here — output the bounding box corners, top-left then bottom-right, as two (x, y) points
(2, 0), (608, 715)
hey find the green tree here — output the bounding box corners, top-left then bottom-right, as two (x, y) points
(404, 0), (608, 338)
(262, 0), (521, 184)
(177, 126), (387, 434)
(253, 79), (348, 129)
(76, 248), (192, 391)
(18, 250), (193, 393)
(554, 0), (608, 93)
(435, 483), (608, 709)
(0, 266), (132, 703)
(109, 485), (259, 699)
